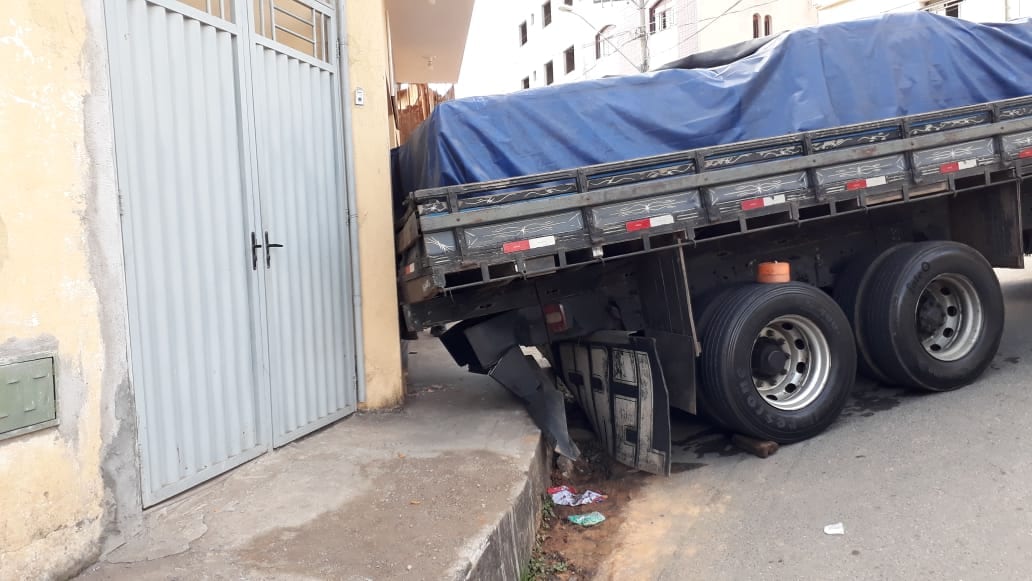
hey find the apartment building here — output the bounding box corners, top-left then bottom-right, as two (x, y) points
(815, 0), (1032, 23)
(495, 0), (818, 92)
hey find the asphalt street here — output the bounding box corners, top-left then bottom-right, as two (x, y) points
(600, 267), (1032, 581)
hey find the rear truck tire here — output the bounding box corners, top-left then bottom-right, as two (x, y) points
(699, 282), (857, 443)
(692, 285), (746, 431)
(832, 245), (909, 385)
(859, 241), (1004, 391)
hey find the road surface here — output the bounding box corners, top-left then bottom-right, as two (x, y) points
(600, 268), (1032, 580)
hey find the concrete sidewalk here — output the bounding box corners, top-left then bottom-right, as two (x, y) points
(77, 339), (547, 581)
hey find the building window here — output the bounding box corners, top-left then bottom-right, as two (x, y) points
(522, 77), (530, 89)
(564, 46), (575, 73)
(182, 0), (233, 21)
(595, 25), (615, 59)
(519, 21), (528, 46)
(752, 13), (760, 38)
(253, 0), (331, 62)
(924, 0), (962, 17)
(545, 60), (554, 85)
(764, 15), (773, 36)
(650, 0), (671, 34)
(1006, 0), (1031, 19)
(543, 1), (552, 27)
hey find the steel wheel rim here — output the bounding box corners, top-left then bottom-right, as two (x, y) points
(751, 315), (832, 411)
(915, 273), (983, 362)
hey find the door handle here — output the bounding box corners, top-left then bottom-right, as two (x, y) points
(251, 232), (262, 271)
(264, 231), (284, 269)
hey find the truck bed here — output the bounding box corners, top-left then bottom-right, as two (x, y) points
(397, 95), (1032, 324)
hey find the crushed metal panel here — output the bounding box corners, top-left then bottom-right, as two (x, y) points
(489, 347), (579, 459)
(558, 332), (671, 475)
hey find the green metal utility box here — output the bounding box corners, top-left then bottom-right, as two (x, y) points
(0, 357), (57, 440)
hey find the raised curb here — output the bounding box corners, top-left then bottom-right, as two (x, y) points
(455, 437), (551, 580)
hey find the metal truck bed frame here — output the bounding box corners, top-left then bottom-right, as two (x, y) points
(396, 96), (1032, 307)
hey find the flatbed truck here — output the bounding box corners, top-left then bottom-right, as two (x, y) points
(395, 95), (1032, 474)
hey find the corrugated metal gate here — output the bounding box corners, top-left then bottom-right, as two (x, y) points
(106, 0), (357, 506)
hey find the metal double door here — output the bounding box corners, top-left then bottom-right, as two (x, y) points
(107, 0), (356, 505)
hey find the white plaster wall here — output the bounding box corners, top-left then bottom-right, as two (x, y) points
(816, 0), (1029, 23)
(696, 0), (818, 54)
(815, 0), (923, 23)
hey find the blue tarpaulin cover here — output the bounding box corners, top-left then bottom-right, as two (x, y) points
(396, 12), (1032, 194)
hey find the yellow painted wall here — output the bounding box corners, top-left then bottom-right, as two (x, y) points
(0, 0), (108, 578)
(0, 0), (408, 577)
(345, 0), (405, 409)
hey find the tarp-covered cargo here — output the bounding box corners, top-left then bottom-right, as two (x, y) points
(396, 12), (1032, 194)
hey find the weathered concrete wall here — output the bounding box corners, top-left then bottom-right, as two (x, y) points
(345, 0), (405, 410)
(0, 0), (130, 578)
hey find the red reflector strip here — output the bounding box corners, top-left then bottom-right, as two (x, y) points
(502, 235), (556, 254)
(403, 263), (415, 275)
(625, 214), (674, 232)
(542, 303), (568, 333)
(503, 240), (530, 253)
(1020, 148), (1032, 159)
(845, 175), (887, 191)
(741, 198), (765, 211)
(625, 218), (651, 232)
(741, 194), (787, 211)
(940, 159), (977, 174)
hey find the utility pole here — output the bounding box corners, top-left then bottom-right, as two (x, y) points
(635, 0), (650, 72)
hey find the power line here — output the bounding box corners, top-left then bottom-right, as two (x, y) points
(669, 0), (749, 54)
(578, 0), (969, 80)
(570, 0), (776, 77)
(695, 0), (780, 23)
(601, 0), (763, 62)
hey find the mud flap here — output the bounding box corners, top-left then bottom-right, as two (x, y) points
(556, 332), (672, 476)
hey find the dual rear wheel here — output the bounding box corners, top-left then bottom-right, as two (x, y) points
(697, 241), (1004, 443)
(855, 242), (1003, 391)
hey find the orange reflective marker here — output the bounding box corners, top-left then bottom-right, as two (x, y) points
(757, 261), (790, 284)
